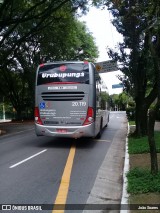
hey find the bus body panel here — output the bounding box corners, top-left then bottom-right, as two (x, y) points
(36, 84), (90, 126)
(35, 122), (96, 138)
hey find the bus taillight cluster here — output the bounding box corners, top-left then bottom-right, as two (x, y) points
(34, 107), (43, 125)
(83, 107), (94, 126)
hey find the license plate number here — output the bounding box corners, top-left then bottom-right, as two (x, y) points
(56, 129), (67, 133)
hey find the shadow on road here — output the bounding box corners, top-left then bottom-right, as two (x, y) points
(36, 136), (98, 150)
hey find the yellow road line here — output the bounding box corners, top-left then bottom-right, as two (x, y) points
(52, 144), (76, 213)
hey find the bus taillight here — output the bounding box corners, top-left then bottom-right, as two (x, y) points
(39, 63), (44, 67)
(83, 107), (94, 126)
(34, 107), (43, 125)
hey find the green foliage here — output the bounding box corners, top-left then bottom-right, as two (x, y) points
(110, 92), (132, 110)
(127, 168), (160, 194)
(119, 92), (128, 105)
(128, 131), (160, 154)
(129, 120), (135, 125)
(126, 107), (135, 121)
(100, 91), (110, 110)
(0, 1), (98, 119)
(99, 0), (160, 136)
(105, 0), (156, 98)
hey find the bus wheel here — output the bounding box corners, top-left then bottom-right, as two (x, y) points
(96, 119), (102, 139)
(105, 116), (109, 127)
(105, 116), (109, 128)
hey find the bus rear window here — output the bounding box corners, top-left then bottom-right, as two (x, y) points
(37, 63), (89, 85)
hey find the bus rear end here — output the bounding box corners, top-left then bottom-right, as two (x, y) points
(35, 61), (96, 138)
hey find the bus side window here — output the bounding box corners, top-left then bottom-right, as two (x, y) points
(95, 72), (101, 110)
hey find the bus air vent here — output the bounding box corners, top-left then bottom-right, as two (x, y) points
(41, 91), (85, 101)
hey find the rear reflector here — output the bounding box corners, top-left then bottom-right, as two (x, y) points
(34, 107), (43, 125)
(83, 107), (94, 126)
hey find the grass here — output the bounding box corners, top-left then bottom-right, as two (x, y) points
(127, 123), (160, 212)
(128, 131), (160, 154)
(129, 120), (135, 125)
(127, 168), (160, 194)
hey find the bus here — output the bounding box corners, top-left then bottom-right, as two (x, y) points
(34, 61), (109, 138)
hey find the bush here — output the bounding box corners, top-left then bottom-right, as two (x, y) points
(126, 107), (135, 121)
(128, 131), (160, 154)
(127, 168), (160, 194)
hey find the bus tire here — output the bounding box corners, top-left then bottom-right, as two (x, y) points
(105, 115), (109, 128)
(96, 119), (102, 139)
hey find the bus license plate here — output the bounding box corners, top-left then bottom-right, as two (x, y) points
(56, 129), (67, 133)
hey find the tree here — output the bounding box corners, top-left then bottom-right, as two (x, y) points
(92, 0), (159, 173)
(100, 91), (110, 110)
(39, 18), (98, 62)
(96, 0), (157, 136)
(107, 0), (159, 173)
(110, 92), (131, 111)
(110, 94), (119, 110)
(118, 92), (130, 110)
(0, 1), (99, 119)
(145, 0), (160, 174)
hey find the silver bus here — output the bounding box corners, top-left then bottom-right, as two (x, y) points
(34, 61), (109, 138)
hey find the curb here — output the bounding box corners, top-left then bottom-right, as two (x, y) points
(0, 129), (6, 135)
(120, 123), (130, 213)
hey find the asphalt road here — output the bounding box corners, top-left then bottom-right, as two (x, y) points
(0, 111), (127, 213)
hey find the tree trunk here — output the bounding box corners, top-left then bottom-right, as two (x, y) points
(135, 85), (157, 137)
(135, 99), (148, 136)
(140, 107), (148, 135)
(15, 108), (23, 121)
(148, 109), (158, 175)
(135, 98), (141, 136)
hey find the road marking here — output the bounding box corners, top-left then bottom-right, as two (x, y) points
(9, 149), (47, 168)
(94, 139), (111, 143)
(52, 144), (76, 213)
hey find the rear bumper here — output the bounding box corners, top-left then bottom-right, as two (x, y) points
(35, 123), (95, 138)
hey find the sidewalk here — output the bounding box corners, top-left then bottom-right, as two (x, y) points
(0, 120), (34, 136)
(155, 121), (160, 131)
(83, 115), (128, 213)
(130, 121), (160, 133)
(0, 119), (11, 123)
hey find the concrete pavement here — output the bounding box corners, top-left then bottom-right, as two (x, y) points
(83, 113), (128, 213)
(1, 116), (160, 212)
(4, 113), (157, 213)
(0, 113), (129, 213)
(0, 120), (34, 136)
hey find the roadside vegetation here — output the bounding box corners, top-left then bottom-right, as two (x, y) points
(129, 121), (135, 126)
(0, 0), (99, 120)
(127, 168), (160, 194)
(128, 132), (160, 154)
(97, 0), (160, 175)
(127, 123), (160, 212)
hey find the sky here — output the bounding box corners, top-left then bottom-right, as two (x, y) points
(79, 7), (124, 95)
